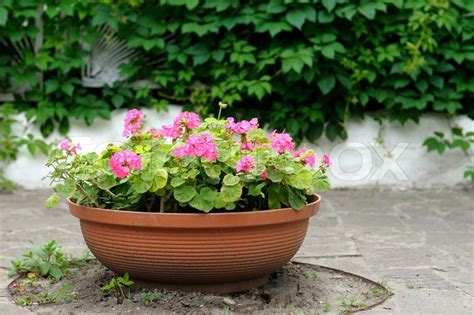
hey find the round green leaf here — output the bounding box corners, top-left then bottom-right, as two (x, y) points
(223, 174), (240, 186)
(189, 187), (216, 212)
(288, 169), (312, 189)
(150, 169), (168, 192)
(173, 185), (197, 203)
(221, 184), (242, 202)
(288, 189), (306, 210)
(45, 193), (60, 209)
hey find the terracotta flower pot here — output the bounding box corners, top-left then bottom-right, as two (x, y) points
(68, 194), (321, 293)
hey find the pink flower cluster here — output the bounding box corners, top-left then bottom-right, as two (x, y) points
(226, 117), (258, 135)
(109, 150), (142, 179)
(59, 140), (81, 155)
(270, 131), (295, 154)
(155, 111), (201, 139)
(172, 133), (218, 161)
(322, 154), (332, 167)
(236, 155), (256, 172)
(239, 141), (255, 151)
(176, 112), (201, 129)
(123, 109), (144, 137)
(292, 148), (316, 167)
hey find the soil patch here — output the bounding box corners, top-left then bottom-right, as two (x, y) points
(8, 260), (391, 314)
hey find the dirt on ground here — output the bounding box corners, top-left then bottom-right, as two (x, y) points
(7, 260), (391, 314)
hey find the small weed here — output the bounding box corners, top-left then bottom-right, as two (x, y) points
(10, 241), (93, 281)
(406, 282), (418, 289)
(223, 305), (230, 315)
(367, 287), (388, 298)
(68, 250), (93, 266)
(379, 278), (393, 294)
(102, 272), (134, 304)
(339, 296), (367, 314)
(140, 291), (161, 306)
(322, 302), (331, 312)
(10, 241), (70, 281)
(14, 283), (76, 306)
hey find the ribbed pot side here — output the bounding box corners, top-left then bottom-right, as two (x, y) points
(69, 195), (320, 293)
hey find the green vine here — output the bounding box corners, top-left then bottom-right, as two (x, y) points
(0, 0), (473, 185)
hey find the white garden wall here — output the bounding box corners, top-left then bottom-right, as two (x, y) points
(4, 105), (472, 189)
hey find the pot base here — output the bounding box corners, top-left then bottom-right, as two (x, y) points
(132, 276), (269, 294)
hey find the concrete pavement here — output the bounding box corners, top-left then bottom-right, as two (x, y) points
(0, 188), (473, 314)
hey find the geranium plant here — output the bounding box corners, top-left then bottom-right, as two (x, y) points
(45, 105), (331, 213)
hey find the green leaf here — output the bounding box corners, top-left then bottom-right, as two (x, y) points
(38, 262), (52, 276)
(313, 175), (330, 191)
(249, 182), (266, 197)
(173, 185), (197, 203)
(133, 180), (152, 194)
(322, 0), (336, 12)
(321, 46), (335, 59)
(150, 169), (168, 192)
(111, 94), (124, 108)
(318, 75), (336, 94)
(45, 80), (60, 94)
(423, 138), (445, 154)
(220, 184), (242, 202)
(204, 165), (221, 178)
(358, 3), (385, 20)
(268, 185), (281, 209)
(171, 0), (199, 10)
(223, 174), (240, 186)
(288, 189), (306, 210)
(97, 175), (117, 190)
(45, 193), (60, 209)
(0, 7), (8, 26)
(48, 265), (63, 281)
(189, 187), (215, 212)
(288, 169), (312, 189)
(170, 177), (186, 188)
(325, 123), (347, 141)
(318, 10), (334, 23)
(27, 142), (36, 155)
(305, 124), (324, 142)
(62, 83), (74, 96)
(267, 0), (286, 13)
(286, 6), (316, 29)
(266, 167), (283, 182)
(55, 178), (76, 198)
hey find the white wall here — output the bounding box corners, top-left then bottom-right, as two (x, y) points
(4, 105), (473, 189)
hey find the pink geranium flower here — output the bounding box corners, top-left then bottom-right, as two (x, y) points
(236, 155), (256, 172)
(59, 140), (69, 152)
(159, 124), (183, 139)
(292, 148), (316, 167)
(322, 154), (332, 167)
(157, 112), (201, 140)
(226, 117), (259, 135)
(123, 109), (144, 137)
(172, 133), (218, 161)
(109, 150), (142, 179)
(60, 140), (80, 155)
(260, 170), (268, 180)
(70, 143), (81, 155)
(175, 112), (201, 129)
(270, 131), (295, 154)
(239, 141), (255, 151)
(148, 128), (160, 139)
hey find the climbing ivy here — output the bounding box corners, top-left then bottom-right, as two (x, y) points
(0, 0), (473, 143)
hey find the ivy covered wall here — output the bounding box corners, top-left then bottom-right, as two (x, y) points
(0, 0), (473, 144)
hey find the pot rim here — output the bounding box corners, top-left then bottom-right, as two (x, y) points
(68, 194), (321, 228)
